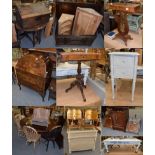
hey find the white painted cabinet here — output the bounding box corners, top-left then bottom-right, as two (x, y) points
(67, 128), (97, 153)
(109, 52), (139, 101)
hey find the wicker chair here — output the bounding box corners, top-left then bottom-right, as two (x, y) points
(14, 114), (25, 136)
(23, 126), (41, 149)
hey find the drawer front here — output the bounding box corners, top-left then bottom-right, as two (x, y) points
(111, 55), (136, 78)
(68, 131), (96, 138)
(69, 137), (95, 151)
(61, 54), (100, 61)
(16, 71), (45, 91)
(23, 14), (50, 29)
(113, 55), (135, 68)
(113, 67), (134, 78)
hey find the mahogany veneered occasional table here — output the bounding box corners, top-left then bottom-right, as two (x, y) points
(107, 2), (141, 46)
(60, 52), (101, 102)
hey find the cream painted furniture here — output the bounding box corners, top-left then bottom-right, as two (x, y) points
(109, 52), (139, 101)
(103, 138), (142, 153)
(56, 62), (90, 85)
(67, 128), (97, 153)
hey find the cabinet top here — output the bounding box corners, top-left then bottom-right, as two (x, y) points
(109, 52), (139, 56)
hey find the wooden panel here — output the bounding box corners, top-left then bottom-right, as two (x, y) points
(18, 2), (51, 19)
(107, 3), (140, 13)
(111, 108), (129, 132)
(28, 48), (57, 53)
(58, 13), (74, 35)
(12, 23), (17, 43)
(16, 53), (47, 77)
(22, 14), (50, 29)
(60, 52), (101, 61)
(72, 7), (103, 35)
(45, 17), (54, 37)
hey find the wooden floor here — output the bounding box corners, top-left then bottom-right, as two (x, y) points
(105, 78), (143, 106)
(104, 145), (143, 155)
(56, 78), (101, 106)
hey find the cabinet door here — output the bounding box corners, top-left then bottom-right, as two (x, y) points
(111, 112), (127, 131)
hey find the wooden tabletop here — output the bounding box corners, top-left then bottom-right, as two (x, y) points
(17, 2), (51, 19)
(107, 2), (140, 13)
(28, 48), (57, 53)
(60, 52), (102, 62)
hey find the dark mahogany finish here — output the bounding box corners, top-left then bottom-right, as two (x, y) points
(16, 52), (53, 101)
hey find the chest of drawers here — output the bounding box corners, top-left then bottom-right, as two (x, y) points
(67, 128), (97, 153)
(109, 52), (139, 101)
(15, 53), (52, 101)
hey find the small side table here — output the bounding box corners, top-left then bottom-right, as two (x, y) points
(109, 52), (139, 101)
(107, 2), (141, 46)
(60, 52), (101, 102)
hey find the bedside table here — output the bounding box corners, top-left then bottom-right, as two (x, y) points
(109, 52), (139, 101)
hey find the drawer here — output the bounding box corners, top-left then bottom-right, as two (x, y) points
(69, 138), (95, 151)
(61, 54), (100, 61)
(113, 67), (134, 79)
(113, 55), (135, 68)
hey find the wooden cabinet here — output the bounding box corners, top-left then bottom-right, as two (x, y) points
(16, 53), (53, 101)
(111, 108), (129, 132)
(67, 128), (97, 153)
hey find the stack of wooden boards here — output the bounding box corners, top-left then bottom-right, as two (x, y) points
(58, 7), (103, 36)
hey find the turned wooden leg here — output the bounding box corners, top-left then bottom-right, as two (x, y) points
(32, 32), (35, 47)
(65, 81), (76, 92)
(111, 78), (115, 100)
(78, 83), (86, 102)
(18, 83), (21, 90)
(132, 78), (136, 101)
(46, 141), (49, 152)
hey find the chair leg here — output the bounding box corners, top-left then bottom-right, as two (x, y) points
(33, 142), (35, 149)
(32, 31), (35, 47)
(52, 140), (55, 148)
(38, 30), (42, 44)
(46, 141), (49, 152)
